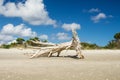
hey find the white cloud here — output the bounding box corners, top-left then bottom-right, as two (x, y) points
(0, 23), (37, 44)
(0, 0), (56, 26)
(1, 24), (37, 37)
(62, 23), (80, 31)
(56, 32), (71, 40)
(91, 13), (107, 23)
(0, 34), (15, 42)
(39, 34), (48, 40)
(7, 39), (17, 44)
(0, 0), (3, 5)
(88, 8), (100, 13)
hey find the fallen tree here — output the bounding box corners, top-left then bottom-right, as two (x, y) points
(29, 29), (84, 59)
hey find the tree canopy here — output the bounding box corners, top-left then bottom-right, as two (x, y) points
(16, 38), (25, 44)
(114, 32), (120, 40)
(30, 37), (40, 41)
(105, 32), (120, 49)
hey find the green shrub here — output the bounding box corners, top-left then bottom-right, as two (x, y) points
(2, 44), (11, 49)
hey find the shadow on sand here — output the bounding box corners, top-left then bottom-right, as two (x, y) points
(50, 55), (80, 59)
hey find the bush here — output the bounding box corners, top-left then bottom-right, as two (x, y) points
(2, 44), (11, 49)
(81, 42), (100, 49)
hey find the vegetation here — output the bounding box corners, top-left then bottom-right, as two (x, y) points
(29, 37), (40, 41)
(114, 32), (120, 40)
(16, 38), (25, 44)
(26, 37), (41, 46)
(0, 32), (120, 49)
(105, 32), (120, 49)
(1, 44), (11, 49)
(104, 40), (117, 49)
(10, 42), (17, 47)
(81, 42), (100, 49)
(41, 40), (48, 43)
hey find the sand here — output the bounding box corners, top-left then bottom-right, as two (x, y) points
(0, 48), (120, 80)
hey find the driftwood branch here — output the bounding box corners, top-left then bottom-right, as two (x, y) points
(30, 40), (56, 46)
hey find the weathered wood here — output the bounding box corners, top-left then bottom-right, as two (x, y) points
(30, 40), (56, 46)
(30, 29), (84, 59)
(71, 29), (84, 59)
(30, 42), (71, 58)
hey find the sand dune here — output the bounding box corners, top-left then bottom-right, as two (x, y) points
(0, 48), (120, 80)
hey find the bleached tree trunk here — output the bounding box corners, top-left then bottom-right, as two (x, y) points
(30, 29), (84, 59)
(30, 42), (71, 58)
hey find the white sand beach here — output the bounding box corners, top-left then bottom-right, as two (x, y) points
(0, 48), (120, 80)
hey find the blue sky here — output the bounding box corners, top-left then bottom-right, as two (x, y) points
(0, 0), (120, 46)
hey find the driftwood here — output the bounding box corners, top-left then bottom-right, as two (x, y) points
(30, 40), (56, 46)
(30, 29), (84, 59)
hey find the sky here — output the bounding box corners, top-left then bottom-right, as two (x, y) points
(0, 0), (120, 46)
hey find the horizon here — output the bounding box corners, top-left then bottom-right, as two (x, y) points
(0, 0), (120, 46)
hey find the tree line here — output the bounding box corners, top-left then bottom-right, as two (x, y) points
(1, 32), (120, 49)
(81, 32), (120, 49)
(104, 32), (120, 49)
(0, 37), (48, 49)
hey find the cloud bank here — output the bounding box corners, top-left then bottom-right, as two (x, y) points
(0, 24), (37, 44)
(0, 0), (56, 26)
